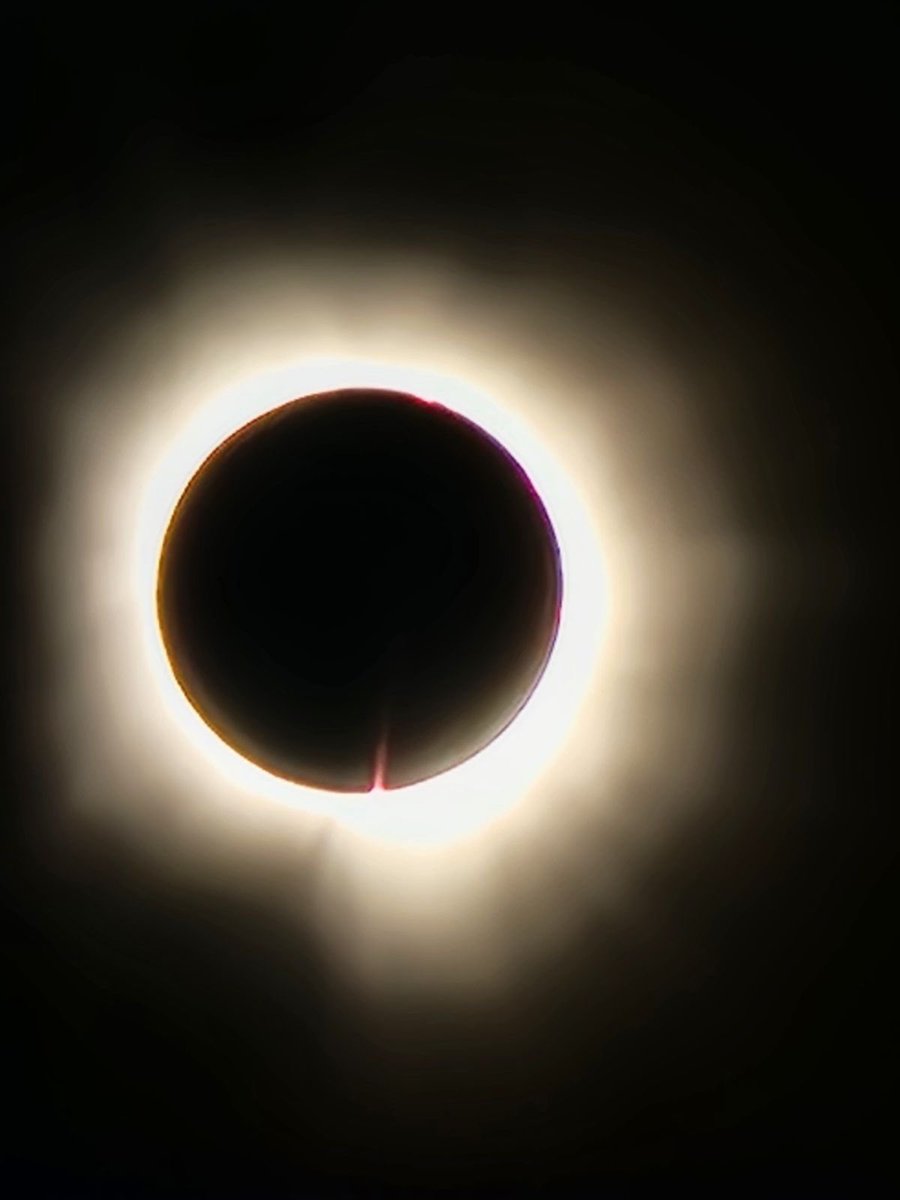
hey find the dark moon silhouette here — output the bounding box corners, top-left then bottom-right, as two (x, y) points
(157, 388), (562, 791)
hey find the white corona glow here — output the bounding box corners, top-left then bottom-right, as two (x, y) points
(135, 358), (606, 842)
(42, 239), (756, 980)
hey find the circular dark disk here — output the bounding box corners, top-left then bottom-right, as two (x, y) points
(157, 388), (562, 792)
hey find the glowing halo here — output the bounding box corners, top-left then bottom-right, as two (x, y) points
(36, 244), (757, 994)
(133, 358), (606, 842)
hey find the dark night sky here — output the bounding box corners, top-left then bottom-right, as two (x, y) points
(4, 4), (894, 1197)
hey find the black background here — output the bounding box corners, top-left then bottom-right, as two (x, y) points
(4, 3), (894, 1196)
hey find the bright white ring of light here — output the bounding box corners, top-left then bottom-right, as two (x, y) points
(133, 358), (606, 843)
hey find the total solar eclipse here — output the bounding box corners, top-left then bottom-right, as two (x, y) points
(157, 387), (562, 792)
